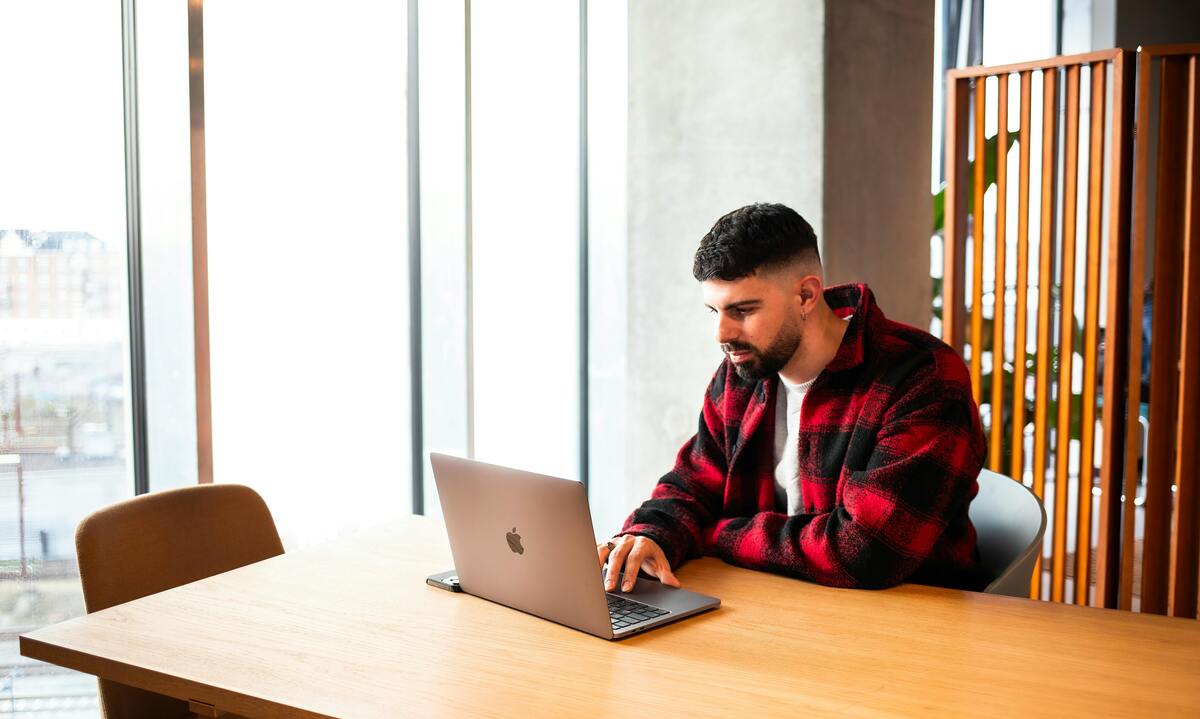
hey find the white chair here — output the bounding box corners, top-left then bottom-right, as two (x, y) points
(969, 469), (1047, 597)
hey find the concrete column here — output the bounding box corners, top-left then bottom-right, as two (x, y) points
(616, 0), (935, 529)
(1091, 0), (1200, 50)
(822, 1), (934, 330)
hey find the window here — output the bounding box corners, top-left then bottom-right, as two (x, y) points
(0, 1), (133, 713)
(204, 1), (413, 549)
(469, 0), (581, 480)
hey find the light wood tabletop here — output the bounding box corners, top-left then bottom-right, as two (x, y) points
(20, 515), (1200, 718)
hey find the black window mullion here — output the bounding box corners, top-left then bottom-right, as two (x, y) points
(120, 0), (149, 496)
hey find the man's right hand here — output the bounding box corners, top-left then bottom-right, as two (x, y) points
(596, 534), (681, 592)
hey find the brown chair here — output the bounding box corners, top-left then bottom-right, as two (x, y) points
(75, 484), (284, 719)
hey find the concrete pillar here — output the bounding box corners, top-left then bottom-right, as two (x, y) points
(1091, 0), (1200, 50)
(822, 1), (934, 330)
(614, 0), (935, 530)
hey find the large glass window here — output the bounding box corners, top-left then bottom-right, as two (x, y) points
(469, 0), (581, 481)
(204, 2), (412, 549)
(136, 0), (199, 494)
(414, 1), (599, 518)
(0, 1), (132, 714)
(416, 0), (469, 519)
(585, 0), (631, 537)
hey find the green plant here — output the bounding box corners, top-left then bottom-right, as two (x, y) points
(932, 132), (1017, 235)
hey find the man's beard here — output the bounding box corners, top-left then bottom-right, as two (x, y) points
(722, 317), (802, 381)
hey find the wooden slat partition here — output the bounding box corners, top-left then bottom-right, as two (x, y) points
(989, 76), (1009, 471)
(945, 47), (1200, 613)
(1094, 51), (1135, 611)
(945, 50), (1132, 606)
(1142, 56), (1188, 615)
(943, 80), (970, 354)
(1170, 55), (1200, 619)
(1120, 49), (1153, 611)
(971, 81), (986, 401)
(947, 49), (1141, 80)
(1051, 65), (1081, 604)
(1134, 44), (1200, 618)
(1172, 45), (1199, 620)
(1076, 62), (1106, 606)
(1011, 71), (1033, 490)
(1031, 66), (1058, 600)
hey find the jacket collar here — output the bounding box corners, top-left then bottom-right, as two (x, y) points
(821, 283), (879, 374)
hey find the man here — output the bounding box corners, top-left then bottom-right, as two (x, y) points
(598, 203), (988, 593)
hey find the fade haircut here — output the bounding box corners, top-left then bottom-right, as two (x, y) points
(692, 203), (820, 282)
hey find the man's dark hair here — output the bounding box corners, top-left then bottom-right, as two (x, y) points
(692, 203), (819, 281)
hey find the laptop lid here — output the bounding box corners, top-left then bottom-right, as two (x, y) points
(429, 453), (614, 638)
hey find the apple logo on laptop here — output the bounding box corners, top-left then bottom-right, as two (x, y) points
(506, 527), (525, 555)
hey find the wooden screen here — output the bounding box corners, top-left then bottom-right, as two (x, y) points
(942, 50), (1136, 607)
(1129, 45), (1200, 618)
(944, 45), (1200, 616)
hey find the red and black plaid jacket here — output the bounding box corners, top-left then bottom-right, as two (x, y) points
(622, 283), (989, 591)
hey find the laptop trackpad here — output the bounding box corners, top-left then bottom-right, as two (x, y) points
(601, 569), (721, 615)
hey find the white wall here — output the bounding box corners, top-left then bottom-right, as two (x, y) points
(621, 0), (826, 531)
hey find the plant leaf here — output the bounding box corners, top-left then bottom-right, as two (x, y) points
(932, 132), (1019, 233)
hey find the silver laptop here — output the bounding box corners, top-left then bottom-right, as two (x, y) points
(429, 453), (720, 640)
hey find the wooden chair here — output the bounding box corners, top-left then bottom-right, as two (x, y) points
(75, 484), (284, 719)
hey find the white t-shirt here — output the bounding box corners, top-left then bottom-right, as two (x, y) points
(773, 373), (817, 515)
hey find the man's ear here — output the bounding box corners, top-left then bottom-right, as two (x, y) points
(797, 274), (823, 313)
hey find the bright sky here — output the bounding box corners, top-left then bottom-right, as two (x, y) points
(0, 2), (127, 241)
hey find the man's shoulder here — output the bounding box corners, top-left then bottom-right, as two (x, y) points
(868, 317), (972, 393)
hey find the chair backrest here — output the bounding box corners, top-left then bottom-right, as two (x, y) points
(969, 469), (1047, 597)
(75, 484), (284, 718)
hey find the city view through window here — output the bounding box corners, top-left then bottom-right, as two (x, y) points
(0, 231), (130, 716)
(1, 2), (132, 715)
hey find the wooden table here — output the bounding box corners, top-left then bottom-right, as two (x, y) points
(21, 515), (1200, 718)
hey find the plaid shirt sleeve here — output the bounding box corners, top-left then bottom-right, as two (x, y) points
(706, 355), (985, 589)
(619, 362), (731, 569)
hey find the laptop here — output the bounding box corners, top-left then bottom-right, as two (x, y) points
(429, 453), (720, 640)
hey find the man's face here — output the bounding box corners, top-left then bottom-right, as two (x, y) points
(701, 272), (803, 381)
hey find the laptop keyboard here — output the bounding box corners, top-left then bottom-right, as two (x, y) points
(606, 594), (669, 631)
